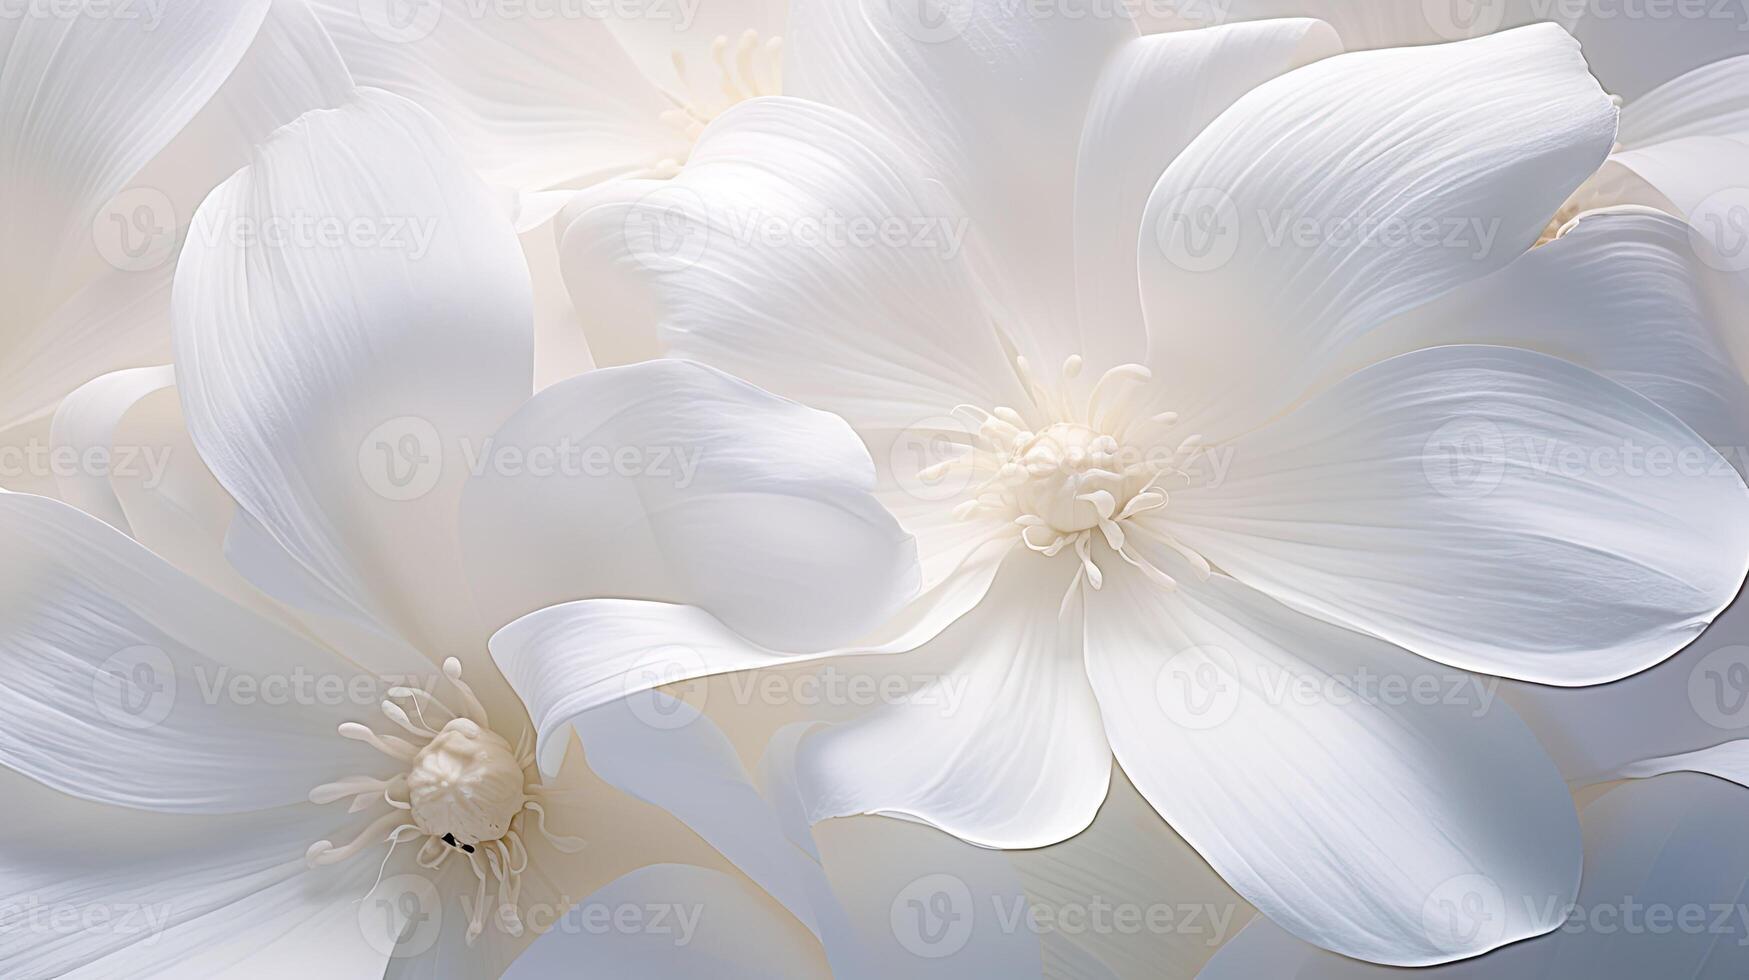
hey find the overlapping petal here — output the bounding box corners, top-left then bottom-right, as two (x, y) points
(1084, 557), (1581, 965)
(173, 88), (535, 650)
(1139, 24), (1617, 441)
(1166, 345), (1749, 685)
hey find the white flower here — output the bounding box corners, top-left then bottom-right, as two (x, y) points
(1199, 773), (1749, 978)
(304, 0), (791, 195)
(502, 9), (1749, 965)
(0, 2), (273, 456)
(1147, 0), (1749, 241)
(0, 74), (919, 976)
(0, 0), (392, 485)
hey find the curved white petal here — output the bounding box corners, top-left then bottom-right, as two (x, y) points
(1167, 345), (1749, 685)
(503, 864), (827, 979)
(493, 600), (828, 779)
(459, 358), (917, 646)
(1329, 209), (1749, 456)
(0, 0), (268, 323)
(809, 815), (1046, 978)
(0, 0), (355, 436)
(0, 258), (176, 435)
(1140, 24), (1617, 441)
(1587, 56), (1749, 220)
(1199, 773), (1749, 978)
(174, 89), (533, 651)
(47, 366), (176, 532)
(0, 1), (274, 428)
(0, 768), (389, 980)
(1007, 768), (1251, 979)
(1617, 740), (1749, 785)
(555, 97), (1021, 422)
(555, 96), (1024, 578)
(490, 536), (1012, 782)
(305, 0), (686, 190)
(0, 493), (386, 813)
(524, 223), (595, 391)
(1501, 598), (1749, 787)
(793, 551), (1111, 849)
(1619, 54), (1749, 147)
(786, 0), (1135, 367)
(1073, 18), (1341, 369)
(568, 694), (841, 947)
(1084, 564), (1580, 966)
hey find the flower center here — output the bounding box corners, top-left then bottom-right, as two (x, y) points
(650, 30), (783, 176)
(930, 353), (1212, 615)
(305, 658), (583, 945)
(405, 718), (525, 846)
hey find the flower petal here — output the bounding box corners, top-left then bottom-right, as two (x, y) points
(786, 0), (1135, 366)
(305, 0), (686, 190)
(503, 864), (827, 979)
(1073, 19), (1341, 368)
(1140, 24), (1617, 441)
(1168, 345), (1749, 685)
(1006, 767), (1252, 978)
(809, 814), (1047, 978)
(0, 493), (386, 813)
(0, 0), (267, 322)
(0, 0), (355, 438)
(47, 366), (175, 533)
(568, 694), (841, 948)
(555, 96), (1024, 579)
(459, 358), (917, 647)
(0, 768), (390, 979)
(792, 551), (1111, 849)
(1199, 773), (1749, 978)
(555, 97), (1020, 424)
(1329, 209), (1749, 457)
(1500, 598), (1749, 787)
(489, 537), (1011, 781)
(174, 89), (533, 650)
(1084, 564), (1580, 965)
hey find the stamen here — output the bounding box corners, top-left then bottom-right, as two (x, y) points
(442, 658), (491, 727)
(525, 801), (585, 853)
(338, 722), (417, 764)
(305, 810), (413, 867)
(381, 700), (437, 740)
